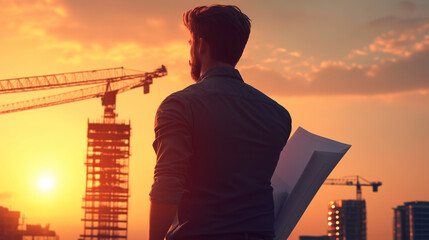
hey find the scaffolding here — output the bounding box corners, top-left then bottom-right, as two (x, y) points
(80, 121), (131, 240)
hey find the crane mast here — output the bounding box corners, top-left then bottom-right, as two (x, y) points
(0, 66), (167, 240)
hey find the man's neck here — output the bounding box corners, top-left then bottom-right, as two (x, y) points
(200, 60), (234, 76)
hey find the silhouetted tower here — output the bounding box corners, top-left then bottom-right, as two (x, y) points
(327, 200), (366, 240)
(81, 120), (131, 240)
(393, 201), (429, 240)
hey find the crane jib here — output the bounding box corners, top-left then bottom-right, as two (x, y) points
(0, 66), (168, 115)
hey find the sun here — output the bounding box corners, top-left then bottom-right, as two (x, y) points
(36, 174), (56, 193)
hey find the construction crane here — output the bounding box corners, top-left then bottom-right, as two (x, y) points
(324, 175), (382, 200)
(0, 66), (167, 118)
(0, 66), (167, 240)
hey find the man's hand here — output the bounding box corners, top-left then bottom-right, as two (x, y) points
(149, 201), (178, 240)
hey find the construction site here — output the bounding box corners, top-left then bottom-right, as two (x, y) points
(0, 66), (167, 240)
(0, 67), (385, 240)
(299, 176), (383, 240)
(7, 66), (424, 240)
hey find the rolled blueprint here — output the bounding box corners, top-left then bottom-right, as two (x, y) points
(272, 127), (351, 240)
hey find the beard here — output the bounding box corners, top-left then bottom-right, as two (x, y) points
(189, 57), (202, 82)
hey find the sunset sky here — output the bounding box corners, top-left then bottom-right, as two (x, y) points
(0, 0), (428, 239)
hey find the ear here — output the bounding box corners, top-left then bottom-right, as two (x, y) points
(198, 37), (210, 56)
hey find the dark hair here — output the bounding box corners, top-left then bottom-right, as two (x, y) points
(183, 5), (251, 66)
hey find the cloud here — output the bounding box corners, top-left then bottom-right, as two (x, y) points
(1, 0), (187, 49)
(369, 30), (416, 56)
(0, 0), (68, 37)
(0, 0), (192, 67)
(241, 44), (429, 96)
(50, 0), (186, 46)
(272, 48), (287, 54)
(348, 19), (429, 61)
(414, 35), (429, 50)
(271, 47), (302, 58)
(347, 49), (368, 59)
(39, 39), (162, 64)
(247, 15), (429, 97)
(241, 43), (313, 79)
(264, 58), (278, 63)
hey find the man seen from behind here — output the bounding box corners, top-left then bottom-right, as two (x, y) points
(149, 4), (292, 240)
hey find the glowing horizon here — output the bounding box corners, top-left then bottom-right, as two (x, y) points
(1, 1), (428, 240)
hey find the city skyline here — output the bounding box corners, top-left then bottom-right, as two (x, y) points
(1, 0), (428, 239)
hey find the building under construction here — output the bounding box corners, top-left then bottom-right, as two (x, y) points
(327, 200), (367, 240)
(324, 176), (381, 240)
(80, 121), (131, 240)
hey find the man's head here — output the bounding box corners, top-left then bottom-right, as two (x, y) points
(183, 5), (251, 81)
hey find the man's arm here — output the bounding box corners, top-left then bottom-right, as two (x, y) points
(149, 94), (193, 239)
(149, 202), (178, 240)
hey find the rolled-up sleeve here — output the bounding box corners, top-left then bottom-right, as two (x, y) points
(149, 94), (193, 204)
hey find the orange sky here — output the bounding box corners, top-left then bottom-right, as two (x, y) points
(0, 0), (429, 240)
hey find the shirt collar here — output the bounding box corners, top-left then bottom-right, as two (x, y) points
(198, 66), (244, 83)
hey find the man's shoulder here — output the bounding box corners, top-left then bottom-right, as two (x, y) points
(157, 83), (204, 113)
(250, 85), (291, 126)
(161, 84), (200, 103)
(243, 82), (289, 111)
(175, 83), (202, 96)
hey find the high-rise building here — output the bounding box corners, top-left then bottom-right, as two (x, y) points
(327, 200), (366, 240)
(393, 201), (429, 240)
